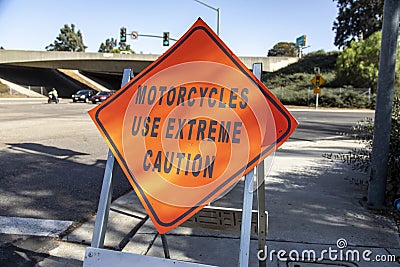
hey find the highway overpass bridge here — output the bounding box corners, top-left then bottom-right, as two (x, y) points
(0, 49), (298, 75)
(0, 49), (298, 97)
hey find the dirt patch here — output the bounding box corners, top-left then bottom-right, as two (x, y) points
(0, 92), (27, 98)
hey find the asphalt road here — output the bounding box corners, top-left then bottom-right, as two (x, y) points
(290, 109), (374, 142)
(0, 100), (132, 223)
(0, 99), (376, 267)
(0, 100), (374, 223)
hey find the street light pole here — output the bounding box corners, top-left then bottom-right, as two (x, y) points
(217, 7), (220, 36)
(194, 0), (220, 36)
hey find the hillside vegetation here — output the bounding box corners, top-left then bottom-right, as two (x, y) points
(262, 51), (375, 108)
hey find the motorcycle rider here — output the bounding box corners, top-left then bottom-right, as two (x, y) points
(48, 88), (58, 103)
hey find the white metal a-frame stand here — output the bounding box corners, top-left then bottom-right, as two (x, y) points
(239, 63), (267, 267)
(84, 63), (268, 267)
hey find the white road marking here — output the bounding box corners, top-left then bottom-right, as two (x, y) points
(0, 216), (73, 237)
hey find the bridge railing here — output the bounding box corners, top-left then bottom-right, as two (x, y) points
(22, 85), (48, 95)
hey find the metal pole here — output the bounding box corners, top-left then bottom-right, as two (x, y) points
(160, 234), (170, 259)
(137, 34), (178, 42)
(239, 169), (255, 267)
(368, 0), (400, 208)
(256, 162), (266, 267)
(315, 93), (319, 110)
(368, 88), (371, 102)
(252, 63), (267, 267)
(91, 150), (115, 248)
(217, 8), (220, 36)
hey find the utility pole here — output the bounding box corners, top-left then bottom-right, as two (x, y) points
(368, 0), (400, 208)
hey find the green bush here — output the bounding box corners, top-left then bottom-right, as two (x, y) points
(270, 88), (310, 106)
(318, 91), (343, 107)
(342, 91), (371, 108)
(263, 72), (313, 89)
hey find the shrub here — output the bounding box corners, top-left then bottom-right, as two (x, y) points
(387, 96), (400, 202)
(341, 90), (371, 108)
(335, 31), (400, 92)
(318, 91), (344, 107)
(325, 96), (400, 204)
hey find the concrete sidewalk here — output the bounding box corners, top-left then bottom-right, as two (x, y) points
(33, 139), (400, 266)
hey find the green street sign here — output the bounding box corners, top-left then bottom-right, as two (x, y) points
(296, 35), (306, 47)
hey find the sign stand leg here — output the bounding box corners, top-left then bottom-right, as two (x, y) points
(256, 161), (267, 267)
(161, 234), (171, 259)
(251, 62), (267, 266)
(239, 169), (255, 267)
(90, 68), (134, 248)
(91, 150), (115, 248)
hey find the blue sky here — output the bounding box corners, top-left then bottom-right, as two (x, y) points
(0, 0), (339, 56)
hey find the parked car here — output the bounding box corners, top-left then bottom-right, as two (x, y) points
(91, 91), (115, 104)
(72, 89), (97, 103)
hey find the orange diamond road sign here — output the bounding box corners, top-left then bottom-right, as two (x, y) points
(88, 18), (298, 234)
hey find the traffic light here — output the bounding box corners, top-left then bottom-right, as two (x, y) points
(120, 27), (127, 43)
(163, 32), (170, 46)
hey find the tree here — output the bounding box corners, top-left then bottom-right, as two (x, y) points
(98, 37), (135, 54)
(46, 24), (87, 52)
(332, 0), (384, 48)
(113, 41), (135, 54)
(267, 42), (297, 57)
(98, 38), (117, 52)
(335, 30), (400, 91)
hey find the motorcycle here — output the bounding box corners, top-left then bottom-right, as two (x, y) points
(48, 94), (59, 104)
